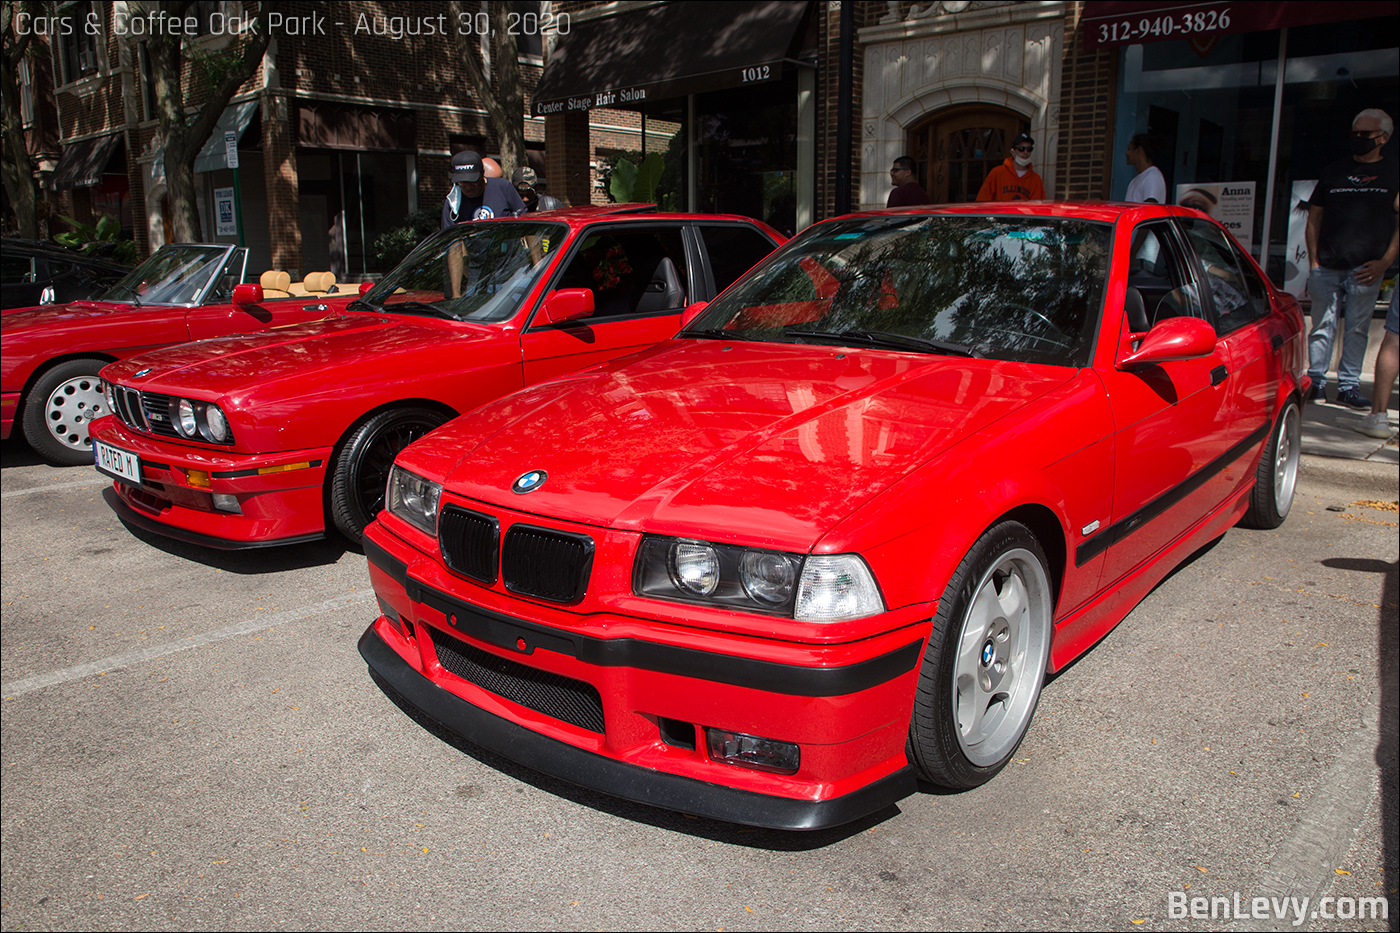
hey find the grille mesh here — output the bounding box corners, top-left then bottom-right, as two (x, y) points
(439, 507), (499, 583)
(429, 628), (605, 733)
(502, 525), (593, 603)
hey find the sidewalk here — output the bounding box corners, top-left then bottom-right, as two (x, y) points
(1300, 316), (1397, 467)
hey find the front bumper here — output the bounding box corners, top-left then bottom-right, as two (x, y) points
(360, 518), (928, 831)
(89, 415), (332, 548)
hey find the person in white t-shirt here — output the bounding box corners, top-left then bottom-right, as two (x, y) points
(1125, 134), (1167, 204)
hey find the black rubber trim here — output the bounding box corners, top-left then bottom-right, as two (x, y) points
(377, 565), (923, 697)
(209, 458), (323, 479)
(359, 624), (918, 831)
(1210, 364), (1228, 386)
(1075, 418), (1271, 567)
(364, 534), (409, 588)
(102, 487), (325, 550)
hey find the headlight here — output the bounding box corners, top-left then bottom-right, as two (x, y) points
(633, 534), (879, 620)
(169, 398), (234, 444)
(387, 465), (442, 536)
(176, 398), (199, 437)
(203, 404), (229, 443)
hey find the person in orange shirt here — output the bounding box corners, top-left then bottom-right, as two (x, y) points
(976, 133), (1045, 202)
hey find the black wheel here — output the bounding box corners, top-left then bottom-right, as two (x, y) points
(329, 408), (448, 542)
(907, 521), (1053, 789)
(1239, 401), (1300, 530)
(21, 358), (111, 466)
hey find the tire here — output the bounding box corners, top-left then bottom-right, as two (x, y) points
(907, 521), (1053, 789)
(1239, 401), (1300, 530)
(21, 358), (111, 466)
(329, 407), (448, 543)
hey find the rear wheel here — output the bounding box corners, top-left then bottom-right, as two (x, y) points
(21, 358), (110, 466)
(907, 521), (1052, 789)
(1240, 401), (1300, 530)
(329, 408), (447, 543)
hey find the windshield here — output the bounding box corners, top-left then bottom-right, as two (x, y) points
(361, 221), (566, 322)
(686, 215), (1113, 366)
(101, 245), (234, 305)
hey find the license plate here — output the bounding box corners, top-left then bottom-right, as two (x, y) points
(94, 441), (141, 484)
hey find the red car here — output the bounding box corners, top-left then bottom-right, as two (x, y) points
(359, 203), (1307, 830)
(2, 243), (353, 465)
(91, 212), (784, 547)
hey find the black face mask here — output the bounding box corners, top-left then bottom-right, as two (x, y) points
(1350, 135), (1382, 156)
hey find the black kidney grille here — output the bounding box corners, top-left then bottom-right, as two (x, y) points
(428, 628), (604, 733)
(502, 525), (594, 603)
(439, 507), (500, 583)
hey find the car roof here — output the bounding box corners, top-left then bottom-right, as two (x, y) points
(846, 201), (1203, 224)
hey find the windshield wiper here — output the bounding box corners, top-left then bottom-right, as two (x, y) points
(105, 284), (142, 306)
(346, 298), (379, 313)
(786, 329), (979, 358)
(381, 300), (461, 320)
(682, 328), (752, 341)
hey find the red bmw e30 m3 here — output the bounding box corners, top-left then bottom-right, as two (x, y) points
(90, 210), (784, 546)
(358, 202), (1308, 830)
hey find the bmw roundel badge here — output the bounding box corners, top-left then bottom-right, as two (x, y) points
(512, 470), (547, 494)
(133, 368), (152, 377)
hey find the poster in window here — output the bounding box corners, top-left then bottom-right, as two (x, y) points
(214, 187), (237, 237)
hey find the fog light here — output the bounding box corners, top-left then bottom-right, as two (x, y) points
(211, 492), (241, 513)
(706, 728), (800, 774)
(186, 469), (210, 488)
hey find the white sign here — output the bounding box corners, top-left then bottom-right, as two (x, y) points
(214, 186), (237, 237)
(224, 130), (239, 170)
(1175, 181), (1256, 254)
(1284, 180), (1317, 300)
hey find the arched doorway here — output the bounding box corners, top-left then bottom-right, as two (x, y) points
(909, 106), (1029, 203)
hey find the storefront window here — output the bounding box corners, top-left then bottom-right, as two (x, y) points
(1112, 17), (1398, 285)
(693, 77), (799, 236)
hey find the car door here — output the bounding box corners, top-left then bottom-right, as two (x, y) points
(520, 224), (695, 384)
(1175, 217), (1281, 450)
(1094, 220), (1236, 589)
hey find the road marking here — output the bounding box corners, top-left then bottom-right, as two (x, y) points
(1, 592), (375, 699)
(1, 477), (110, 499)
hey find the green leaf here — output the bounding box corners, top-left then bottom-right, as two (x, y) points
(633, 153), (665, 204)
(609, 157), (638, 203)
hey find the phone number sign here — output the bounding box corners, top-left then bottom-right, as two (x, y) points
(1083, 1), (1396, 49)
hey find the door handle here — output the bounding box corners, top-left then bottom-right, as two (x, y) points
(1210, 364), (1228, 386)
(303, 303), (328, 312)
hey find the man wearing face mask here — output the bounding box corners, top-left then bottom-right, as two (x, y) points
(1305, 109), (1398, 409)
(976, 133), (1045, 202)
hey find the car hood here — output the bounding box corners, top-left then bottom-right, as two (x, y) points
(103, 313), (499, 397)
(421, 340), (1077, 551)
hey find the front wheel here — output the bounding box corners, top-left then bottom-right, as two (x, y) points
(21, 358), (111, 466)
(329, 407), (448, 543)
(1239, 401), (1300, 530)
(907, 521), (1053, 789)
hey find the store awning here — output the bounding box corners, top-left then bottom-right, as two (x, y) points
(1084, 1), (1398, 50)
(532, 1), (810, 117)
(194, 99), (259, 173)
(47, 133), (123, 190)
(297, 102), (416, 151)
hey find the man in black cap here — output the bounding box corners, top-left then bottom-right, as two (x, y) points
(441, 149), (527, 230)
(512, 166), (564, 212)
(976, 132), (1045, 201)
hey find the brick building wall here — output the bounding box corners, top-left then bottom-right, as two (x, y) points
(1054, 2), (1116, 201)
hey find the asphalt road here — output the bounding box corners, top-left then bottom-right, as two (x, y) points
(2, 437), (1395, 932)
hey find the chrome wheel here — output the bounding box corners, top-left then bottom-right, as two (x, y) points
(1271, 404), (1300, 519)
(951, 547), (1052, 767)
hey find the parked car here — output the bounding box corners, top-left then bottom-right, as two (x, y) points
(358, 203), (1307, 830)
(0, 239), (130, 311)
(91, 212), (784, 547)
(2, 243), (355, 465)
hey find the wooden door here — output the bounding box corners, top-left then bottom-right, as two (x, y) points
(910, 107), (1028, 203)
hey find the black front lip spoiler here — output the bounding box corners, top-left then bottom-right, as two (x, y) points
(358, 623), (918, 831)
(103, 486), (325, 550)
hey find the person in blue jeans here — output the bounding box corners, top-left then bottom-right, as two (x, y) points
(1355, 287), (1398, 438)
(1305, 108), (1398, 409)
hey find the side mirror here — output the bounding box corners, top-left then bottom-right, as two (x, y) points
(359, 280), (375, 296)
(232, 283), (263, 306)
(540, 288), (594, 325)
(680, 300), (709, 328)
(1119, 316), (1217, 368)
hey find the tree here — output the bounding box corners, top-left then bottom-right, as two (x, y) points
(141, 0), (268, 241)
(1, 1), (40, 238)
(448, 1), (525, 178)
